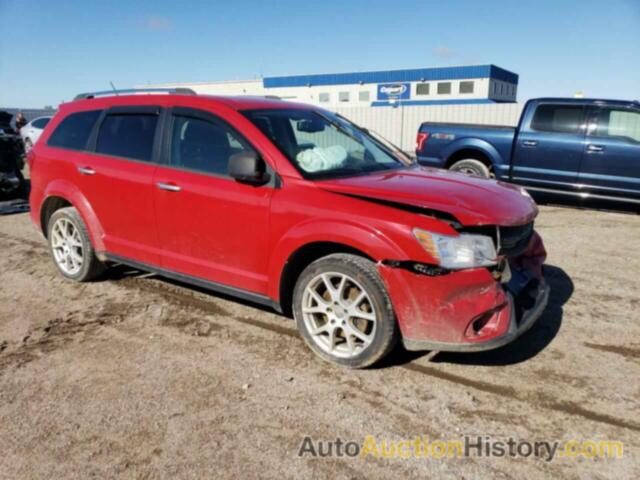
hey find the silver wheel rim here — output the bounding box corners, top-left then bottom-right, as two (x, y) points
(301, 272), (377, 358)
(51, 218), (84, 275)
(455, 164), (482, 176)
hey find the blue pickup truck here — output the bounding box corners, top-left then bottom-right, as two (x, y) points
(415, 98), (640, 205)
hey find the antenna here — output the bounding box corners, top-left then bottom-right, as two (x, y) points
(109, 82), (118, 95)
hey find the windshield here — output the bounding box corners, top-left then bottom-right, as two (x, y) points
(242, 108), (407, 179)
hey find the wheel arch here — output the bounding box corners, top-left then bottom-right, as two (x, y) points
(278, 242), (374, 317)
(442, 138), (503, 171)
(269, 220), (406, 316)
(39, 181), (106, 251)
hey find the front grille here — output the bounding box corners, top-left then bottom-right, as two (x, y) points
(498, 222), (534, 257)
(456, 222), (534, 258)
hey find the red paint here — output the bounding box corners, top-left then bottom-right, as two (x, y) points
(30, 93), (546, 351)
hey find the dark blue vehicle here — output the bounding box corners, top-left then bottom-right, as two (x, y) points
(415, 98), (640, 205)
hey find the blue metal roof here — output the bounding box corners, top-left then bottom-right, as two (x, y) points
(263, 65), (518, 88)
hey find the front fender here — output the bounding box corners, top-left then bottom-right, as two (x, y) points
(442, 138), (504, 169)
(40, 180), (106, 251)
(267, 218), (407, 300)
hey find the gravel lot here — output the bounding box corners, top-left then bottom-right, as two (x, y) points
(0, 204), (638, 478)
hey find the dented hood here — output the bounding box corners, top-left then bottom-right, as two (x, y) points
(316, 166), (538, 226)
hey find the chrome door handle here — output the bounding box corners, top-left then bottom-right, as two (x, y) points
(522, 140), (538, 147)
(156, 182), (181, 192)
(77, 166), (96, 175)
(587, 144), (604, 153)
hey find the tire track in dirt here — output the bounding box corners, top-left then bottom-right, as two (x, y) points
(0, 231), (46, 250)
(3, 228), (639, 434)
(116, 275), (640, 434)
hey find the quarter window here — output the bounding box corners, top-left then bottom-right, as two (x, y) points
(416, 83), (430, 95)
(169, 115), (252, 176)
(531, 105), (584, 134)
(459, 81), (474, 94)
(437, 82), (451, 95)
(595, 108), (640, 143)
(47, 110), (102, 150)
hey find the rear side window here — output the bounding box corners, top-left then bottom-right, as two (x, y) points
(531, 105), (584, 134)
(170, 115), (252, 176)
(47, 110), (102, 150)
(96, 114), (158, 162)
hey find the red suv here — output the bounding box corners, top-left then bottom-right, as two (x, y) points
(29, 89), (549, 368)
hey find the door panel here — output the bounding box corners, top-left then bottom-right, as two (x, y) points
(76, 108), (162, 265)
(76, 152), (160, 264)
(153, 167), (272, 293)
(153, 109), (272, 294)
(512, 104), (587, 188)
(578, 106), (640, 199)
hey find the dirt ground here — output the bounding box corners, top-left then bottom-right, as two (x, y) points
(0, 203), (638, 479)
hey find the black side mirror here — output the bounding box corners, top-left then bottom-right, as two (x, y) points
(228, 151), (270, 185)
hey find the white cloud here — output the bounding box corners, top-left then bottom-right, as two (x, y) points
(145, 16), (172, 31)
(432, 45), (457, 60)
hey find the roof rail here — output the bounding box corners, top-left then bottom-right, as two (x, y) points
(74, 87), (197, 100)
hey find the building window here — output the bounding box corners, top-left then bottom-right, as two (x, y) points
(493, 83), (498, 94)
(319, 93), (330, 103)
(358, 91), (370, 102)
(338, 92), (350, 102)
(437, 82), (451, 95)
(416, 83), (430, 95)
(459, 81), (474, 94)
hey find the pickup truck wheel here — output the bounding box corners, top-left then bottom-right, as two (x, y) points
(293, 253), (398, 368)
(450, 159), (491, 178)
(47, 207), (106, 282)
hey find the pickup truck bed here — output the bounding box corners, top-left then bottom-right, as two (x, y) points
(415, 98), (640, 206)
(417, 122), (516, 181)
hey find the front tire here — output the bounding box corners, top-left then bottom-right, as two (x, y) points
(293, 254), (398, 368)
(47, 207), (106, 281)
(450, 159), (491, 178)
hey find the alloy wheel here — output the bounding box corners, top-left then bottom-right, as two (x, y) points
(301, 272), (377, 358)
(51, 217), (84, 275)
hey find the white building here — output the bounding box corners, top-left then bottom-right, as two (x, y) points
(147, 64), (521, 150)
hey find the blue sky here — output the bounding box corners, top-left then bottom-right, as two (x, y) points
(0, 0), (638, 108)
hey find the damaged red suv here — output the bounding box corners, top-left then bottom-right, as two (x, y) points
(29, 89), (549, 368)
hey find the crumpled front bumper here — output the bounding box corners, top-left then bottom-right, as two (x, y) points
(378, 231), (550, 353)
(402, 278), (549, 352)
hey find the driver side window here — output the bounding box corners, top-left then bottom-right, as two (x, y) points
(170, 115), (252, 176)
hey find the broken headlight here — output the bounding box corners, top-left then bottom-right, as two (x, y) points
(413, 228), (497, 269)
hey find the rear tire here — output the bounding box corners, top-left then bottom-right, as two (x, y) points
(47, 207), (106, 282)
(450, 159), (491, 178)
(293, 253), (398, 368)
